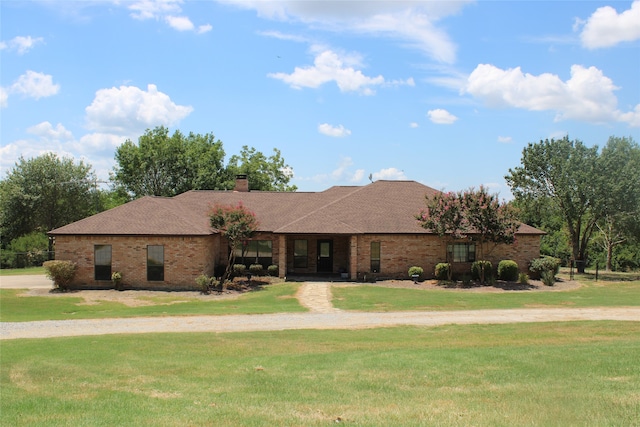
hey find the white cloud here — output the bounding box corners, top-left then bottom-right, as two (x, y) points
(223, 1), (470, 63)
(329, 157), (364, 183)
(129, 0), (182, 20)
(127, 0), (210, 34)
(197, 24), (213, 34)
(497, 136), (513, 143)
(165, 15), (195, 31)
(27, 122), (74, 142)
(85, 84), (193, 134)
(464, 63), (639, 127)
(258, 30), (309, 43)
(9, 70), (60, 100)
(269, 49), (386, 94)
(409, 122), (419, 128)
(580, 0), (640, 48)
(372, 167), (407, 181)
(0, 87), (7, 108)
(0, 35), (44, 54)
(427, 108), (458, 124)
(318, 123), (351, 137)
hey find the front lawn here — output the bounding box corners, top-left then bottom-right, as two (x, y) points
(0, 266), (45, 276)
(1, 322), (638, 426)
(0, 283), (305, 322)
(331, 280), (640, 312)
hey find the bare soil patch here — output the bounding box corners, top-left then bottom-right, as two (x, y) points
(20, 278), (276, 307)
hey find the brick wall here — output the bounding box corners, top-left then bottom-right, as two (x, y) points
(54, 232), (541, 288)
(354, 234), (541, 280)
(54, 234), (218, 290)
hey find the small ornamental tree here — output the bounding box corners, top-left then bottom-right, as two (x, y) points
(209, 202), (259, 288)
(417, 186), (520, 284)
(416, 191), (466, 280)
(461, 186), (520, 284)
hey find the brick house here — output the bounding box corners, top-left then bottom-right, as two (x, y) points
(49, 177), (544, 290)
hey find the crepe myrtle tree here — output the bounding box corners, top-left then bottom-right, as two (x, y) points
(209, 202), (259, 288)
(461, 186), (520, 284)
(416, 191), (466, 281)
(417, 186), (520, 283)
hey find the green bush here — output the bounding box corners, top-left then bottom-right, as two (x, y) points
(408, 266), (424, 278)
(471, 260), (493, 283)
(232, 264), (246, 276)
(541, 270), (556, 286)
(529, 256), (561, 278)
(196, 274), (216, 294)
(497, 260), (519, 281)
(249, 264), (263, 275)
(43, 260), (77, 291)
(518, 273), (529, 285)
(435, 263), (450, 280)
(267, 264), (279, 276)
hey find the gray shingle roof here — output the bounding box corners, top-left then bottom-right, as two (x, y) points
(49, 180), (545, 236)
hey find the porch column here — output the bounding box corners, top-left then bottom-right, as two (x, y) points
(278, 234), (287, 278)
(349, 235), (358, 280)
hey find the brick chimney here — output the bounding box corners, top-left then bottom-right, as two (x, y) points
(234, 174), (249, 192)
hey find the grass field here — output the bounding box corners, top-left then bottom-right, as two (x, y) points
(0, 283), (305, 322)
(331, 280), (640, 312)
(3, 279), (640, 322)
(0, 266), (45, 276)
(1, 322), (638, 426)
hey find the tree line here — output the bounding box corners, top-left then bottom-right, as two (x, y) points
(0, 126), (296, 268)
(506, 136), (639, 272)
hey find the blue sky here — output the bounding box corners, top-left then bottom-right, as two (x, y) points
(2, 1), (639, 198)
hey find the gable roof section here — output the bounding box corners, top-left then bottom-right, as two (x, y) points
(50, 180), (545, 236)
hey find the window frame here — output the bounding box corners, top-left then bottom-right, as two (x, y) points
(370, 241), (381, 273)
(94, 245), (112, 281)
(448, 243), (476, 263)
(293, 239), (308, 269)
(147, 245), (165, 282)
(234, 240), (273, 268)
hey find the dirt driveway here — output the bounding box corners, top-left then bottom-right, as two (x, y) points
(1, 280), (639, 340)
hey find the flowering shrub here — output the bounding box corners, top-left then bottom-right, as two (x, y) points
(43, 260), (77, 291)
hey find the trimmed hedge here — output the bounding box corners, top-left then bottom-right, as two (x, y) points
(471, 260), (493, 282)
(497, 260), (519, 281)
(435, 263), (450, 280)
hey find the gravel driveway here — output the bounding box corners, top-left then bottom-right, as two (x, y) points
(1, 280), (639, 340)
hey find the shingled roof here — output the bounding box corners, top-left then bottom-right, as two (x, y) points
(49, 180), (544, 236)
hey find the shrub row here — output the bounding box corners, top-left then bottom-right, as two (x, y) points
(419, 256), (560, 286)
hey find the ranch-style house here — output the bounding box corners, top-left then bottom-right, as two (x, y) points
(49, 176), (544, 290)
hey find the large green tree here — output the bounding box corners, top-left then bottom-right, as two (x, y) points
(0, 153), (98, 250)
(226, 146), (297, 192)
(112, 126), (227, 198)
(112, 127), (297, 198)
(505, 136), (639, 273)
(593, 136), (640, 270)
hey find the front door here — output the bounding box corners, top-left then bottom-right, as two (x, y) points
(317, 240), (333, 273)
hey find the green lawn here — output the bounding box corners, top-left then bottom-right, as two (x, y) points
(1, 322), (638, 426)
(0, 283), (305, 322)
(0, 266), (45, 276)
(332, 280), (640, 312)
